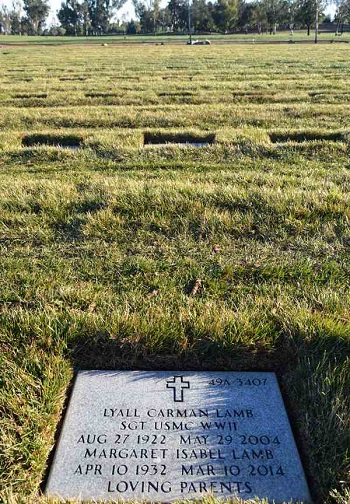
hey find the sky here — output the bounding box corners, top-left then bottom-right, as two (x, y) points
(1, 0), (336, 26)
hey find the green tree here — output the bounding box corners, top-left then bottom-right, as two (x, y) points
(260, 0), (289, 34)
(133, 0), (161, 33)
(166, 0), (187, 31)
(158, 5), (172, 30)
(58, 0), (84, 35)
(80, 1), (90, 35)
(237, 0), (257, 31)
(335, 0), (350, 32)
(87, 0), (127, 35)
(0, 6), (12, 34)
(285, 0), (297, 31)
(191, 0), (215, 31)
(57, 0), (82, 36)
(126, 19), (140, 33)
(213, 0), (239, 32)
(10, 10), (22, 33)
(153, 0), (160, 31)
(9, 0), (23, 34)
(250, 1), (268, 33)
(23, 0), (50, 34)
(295, 0), (325, 37)
(295, 0), (315, 34)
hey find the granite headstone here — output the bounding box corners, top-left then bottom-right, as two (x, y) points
(46, 371), (311, 502)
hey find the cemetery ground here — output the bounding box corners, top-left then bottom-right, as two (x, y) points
(1, 31), (350, 46)
(0, 43), (349, 504)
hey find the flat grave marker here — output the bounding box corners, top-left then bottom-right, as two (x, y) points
(46, 371), (311, 502)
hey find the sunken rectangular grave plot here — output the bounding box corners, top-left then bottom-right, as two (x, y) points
(85, 92), (119, 98)
(144, 132), (215, 148)
(59, 77), (87, 82)
(269, 131), (347, 143)
(13, 93), (47, 99)
(22, 134), (83, 150)
(45, 370), (311, 503)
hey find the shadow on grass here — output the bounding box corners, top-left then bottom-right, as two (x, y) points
(68, 328), (294, 372)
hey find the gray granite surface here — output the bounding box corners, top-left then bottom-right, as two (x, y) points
(46, 371), (311, 502)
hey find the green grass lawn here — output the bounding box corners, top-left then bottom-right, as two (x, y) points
(0, 44), (349, 504)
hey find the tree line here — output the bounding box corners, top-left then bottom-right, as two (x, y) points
(0, 0), (349, 36)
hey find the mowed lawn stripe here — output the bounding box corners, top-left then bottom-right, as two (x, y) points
(0, 43), (349, 504)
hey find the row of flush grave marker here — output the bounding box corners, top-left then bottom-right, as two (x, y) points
(21, 133), (216, 149)
(20, 131), (348, 149)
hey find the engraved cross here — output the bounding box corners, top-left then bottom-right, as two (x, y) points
(166, 376), (190, 402)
